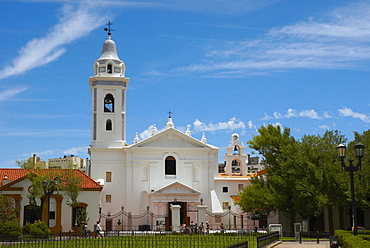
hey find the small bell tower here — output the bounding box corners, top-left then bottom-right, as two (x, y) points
(224, 133), (247, 175)
(89, 22), (129, 148)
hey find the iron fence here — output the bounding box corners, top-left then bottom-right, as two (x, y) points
(0, 232), (258, 248)
(256, 231), (279, 248)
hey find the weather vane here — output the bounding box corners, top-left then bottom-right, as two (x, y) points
(104, 21), (116, 36)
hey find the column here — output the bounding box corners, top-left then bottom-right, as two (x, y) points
(170, 204), (181, 232)
(197, 204), (207, 226)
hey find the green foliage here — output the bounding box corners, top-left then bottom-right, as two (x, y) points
(23, 221), (51, 237)
(0, 221), (22, 237)
(0, 195), (18, 223)
(19, 168), (82, 210)
(335, 229), (370, 248)
(239, 125), (350, 221)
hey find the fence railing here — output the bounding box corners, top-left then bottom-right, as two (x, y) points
(256, 231), (279, 248)
(0, 232), (258, 248)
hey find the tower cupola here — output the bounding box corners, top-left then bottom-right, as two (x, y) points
(89, 21), (129, 148)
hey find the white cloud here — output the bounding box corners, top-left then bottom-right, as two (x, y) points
(0, 4), (107, 80)
(262, 109), (331, 120)
(139, 125), (165, 140)
(63, 146), (89, 156)
(338, 107), (370, 123)
(171, 2), (370, 78)
(247, 120), (253, 129)
(0, 87), (29, 101)
(193, 117), (246, 132)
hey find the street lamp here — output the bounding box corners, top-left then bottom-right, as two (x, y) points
(336, 142), (365, 236)
(42, 179), (55, 228)
(228, 205), (231, 230)
(121, 205), (124, 231)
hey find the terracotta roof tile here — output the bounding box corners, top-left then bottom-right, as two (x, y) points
(0, 169), (102, 190)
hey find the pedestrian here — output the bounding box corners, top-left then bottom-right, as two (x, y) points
(190, 221), (195, 233)
(220, 223), (225, 233)
(199, 222), (204, 234)
(83, 222), (90, 237)
(206, 221), (210, 234)
(94, 221), (103, 237)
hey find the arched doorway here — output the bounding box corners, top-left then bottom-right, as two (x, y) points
(23, 205), (42, 225)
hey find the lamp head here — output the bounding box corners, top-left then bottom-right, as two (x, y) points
(42, 180), (47, 189)
(354, 142), (365, 158)
(50, 179), (56, 189)
(336, 143), (347, 158)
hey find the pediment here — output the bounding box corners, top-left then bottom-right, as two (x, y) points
(131, 128), (217, 149)
(151, 181), (201, 195)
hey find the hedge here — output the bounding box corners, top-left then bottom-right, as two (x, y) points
(334, 230), (370, 248)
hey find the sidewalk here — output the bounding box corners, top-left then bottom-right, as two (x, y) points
(274, 241), (330, 248)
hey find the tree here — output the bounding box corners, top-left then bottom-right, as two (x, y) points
(17, 160), (82, 223)
(238, 124), (349, 230)
(0, 195), (22, 238)
(0, 195), (18, 223)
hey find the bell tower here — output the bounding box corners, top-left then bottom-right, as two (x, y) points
(224, 133), (247, 175)
(89, 22), (129, 148)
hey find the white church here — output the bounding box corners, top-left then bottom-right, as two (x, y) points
(88, 29), (274, 231)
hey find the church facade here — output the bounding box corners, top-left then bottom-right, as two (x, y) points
(88, 33), (275, 231)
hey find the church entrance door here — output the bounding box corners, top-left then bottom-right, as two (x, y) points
(165, 201), (189, 231)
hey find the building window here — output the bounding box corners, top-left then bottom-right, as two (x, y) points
(107, 64), (113, 74)
(222, 186), (228, 193)
(106, 119), (112, 131)
(165, 156), (176, 176)
(106, 195), (112, 203)
(238, 184), (244, 191)
(104, 94), (114, 112)
(106, 172), (112, 182)
(222, 202), (229, 210)
(49, 211), (55, 220)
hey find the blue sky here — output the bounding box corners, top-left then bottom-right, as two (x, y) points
(1, 0), (370, 167)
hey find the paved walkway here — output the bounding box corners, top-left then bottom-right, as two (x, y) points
(275, 241), (330, 248)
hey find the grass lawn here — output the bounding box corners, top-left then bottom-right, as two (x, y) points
(4, 234), (257, 248)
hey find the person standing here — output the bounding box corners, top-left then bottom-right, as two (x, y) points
(95, 221), (103, 237)
(83, 222), (90, 237)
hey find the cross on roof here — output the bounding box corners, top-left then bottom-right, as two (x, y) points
(168, 110), (172, 118)
(104, 21), (116, 36)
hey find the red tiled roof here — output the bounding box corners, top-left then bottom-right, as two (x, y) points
(231, 195), (241, 202)
(0, 169), (102, 190)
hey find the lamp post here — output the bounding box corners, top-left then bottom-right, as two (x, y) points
(121, 205), (124, 231)
(336, 142), (365, 236)
(228, 205), (231, 230)
(117, 219), (121, 234)
(42, 179), (55, 228)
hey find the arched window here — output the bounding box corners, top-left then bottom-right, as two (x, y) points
(232, 160), (240, 173)
(233, 146), (240, 155)
(106, 119), (112, 131)
(104, 94), (114, 112)
(107, 64), (113, 74)
(165, 156), (176, 175)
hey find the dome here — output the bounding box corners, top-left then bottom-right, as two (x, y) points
(99, 38), (120, 60)
(232, 133), (239, 140)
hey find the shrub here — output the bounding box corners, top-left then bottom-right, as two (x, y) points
(0, 195), (18, 223)
(23, 221), (51, 238)
(0, 221), (22, 238)
(335, 230), (370, 248)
